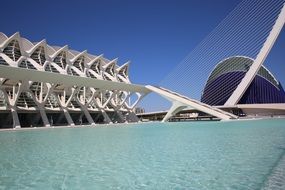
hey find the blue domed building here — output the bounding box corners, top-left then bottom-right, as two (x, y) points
(201, 56), (285, 106)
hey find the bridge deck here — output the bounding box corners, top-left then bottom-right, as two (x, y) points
(0, 65), (150, 93)
(145, 85), (238, 121)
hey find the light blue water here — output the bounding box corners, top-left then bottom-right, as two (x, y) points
(0, 119), (285, 190)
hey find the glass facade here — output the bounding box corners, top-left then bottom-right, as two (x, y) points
(201, 56), (285, 105)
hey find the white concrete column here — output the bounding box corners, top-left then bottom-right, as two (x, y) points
(100, 109), (112, 124)
(11, 106), (21, 128)
(115, 110), (125, 123)
(81, 106), (95, 126)
(126, 111), (140, 122)
(62, 107), (75, 126)
(38, 106), (50, 127)
(162, 101), (187, 122)
(1, 82), (24, 128)
(74, 89), (96, 126)
(30, 88), (51, 127)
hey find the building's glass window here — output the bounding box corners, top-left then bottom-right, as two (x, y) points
(257, 67), (278, 89)
(45, 63), (60, 73)
(69, 97), (80, 108)
(45, 94), (59, 108)
(53, 51), (67, 69)
(103, 74), (112, 81)
(30, 82), (42, 97)
(0, 90), (7, 107)
(87, 71), (97, 79)
(73, 56), (85, 72)
(67, 67), (80, 76)
(105, 64), (115, 76)
(16, 92), (36, 108)
(3, 40), (21, 61)
(90, 59), (101, 74)
(119, 66), (127, 78)
(0, 56), (8, 66)
(117, 77), (124, 82)
(19, 60), (36, 70)
(31, 46), (46, 65)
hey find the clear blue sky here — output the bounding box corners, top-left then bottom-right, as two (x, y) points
(2, 0), (284, 111)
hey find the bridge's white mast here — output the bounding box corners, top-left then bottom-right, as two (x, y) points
(225, 3), (285, 106)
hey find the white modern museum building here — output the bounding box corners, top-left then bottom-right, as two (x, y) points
(0, 3), (285, 128)
(0, 32), (149, 128)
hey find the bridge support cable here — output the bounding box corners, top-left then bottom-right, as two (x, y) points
(225, 3), (285, 105)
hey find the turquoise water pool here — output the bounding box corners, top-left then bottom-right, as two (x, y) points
(0, 119), (285, 189)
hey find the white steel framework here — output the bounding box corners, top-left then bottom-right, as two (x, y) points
(0, 32), (147, 128)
